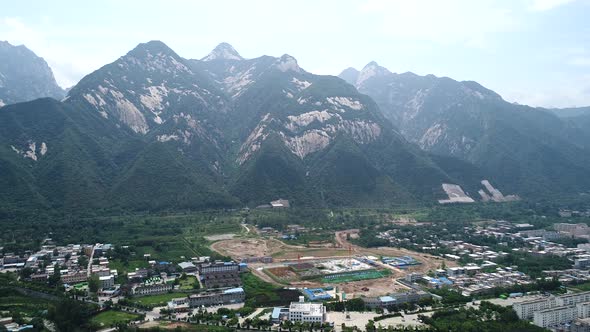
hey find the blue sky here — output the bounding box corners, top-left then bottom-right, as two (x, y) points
(1, 0), (589, 108)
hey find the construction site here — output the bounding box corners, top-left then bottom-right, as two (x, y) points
(209, 228), (454, 298)
(270, 257), (383, 282)
(262, 255), (404, 298)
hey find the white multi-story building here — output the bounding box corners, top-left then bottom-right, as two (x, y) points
(533, 306), (577, 328)
(288, 297), (326, 323)
(532, 301), (590, 328)
(513, 297), (558, 320)
(578, 302), (590, 318)
(560, 292), (590, 306)
(99, 275), (114, 289)
(514, 291), (590, 328)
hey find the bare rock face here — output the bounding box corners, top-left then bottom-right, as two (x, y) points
(0, 41), (64, 105)
(340, 61), (503, 159)
(68, 41), (227, 136)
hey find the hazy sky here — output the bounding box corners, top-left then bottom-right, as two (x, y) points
(2, 0), (590, 108)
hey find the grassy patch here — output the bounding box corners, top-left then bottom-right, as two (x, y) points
(179, 276), (199, 290)
(571, 282), (590, 292)
(241, 272), (299, 307)
(109, 259), (150, 274)
(90, 310), (141, 327)
(282, 232), (335, 246)
(320, 269), (391, 283)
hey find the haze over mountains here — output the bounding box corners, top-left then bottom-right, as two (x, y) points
(1, 40), (590, 214)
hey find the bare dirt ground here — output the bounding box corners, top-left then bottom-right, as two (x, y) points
(267, 266), (298, 280)
(212, 231), (453, 273)
(339, 275), (410, 297)
(210, 238), (275, 258)
(286, 271), (410, 298)
(250, 266), (283, 286)
(211, 237), (308, 259)
(211, 231), (451, 298)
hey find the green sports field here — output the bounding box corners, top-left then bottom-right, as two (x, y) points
(320, 269), (391, 283)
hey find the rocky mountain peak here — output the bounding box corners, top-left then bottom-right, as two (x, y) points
(202, 42), (243, 61)
(357, 61), (391, 86)
(121, 40), (191, 75)
(0, 40), (64, 105)
(274, 54), (301, 73)
(129, 40), (177, 57)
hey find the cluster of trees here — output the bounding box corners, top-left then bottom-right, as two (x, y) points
(484, 278), (562, 297)
(419, 301), (546, 331)
(246, 207), (392, 233)
(429, 277), (562, 307)
(429, 288), (472, 306)
(325, 298), (366, 312)
(354, 229), (390, 248)
(48, 299), (99, 332)
(279, 320), (333, 331)
(0, 286), (48, 331)
(183, 307), (260, 328)
(495, 252), (572, 278)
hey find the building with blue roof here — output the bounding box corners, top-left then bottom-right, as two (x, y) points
(302, 288), (332, 301)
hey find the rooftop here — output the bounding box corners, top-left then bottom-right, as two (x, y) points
(289, 301), (324, 316)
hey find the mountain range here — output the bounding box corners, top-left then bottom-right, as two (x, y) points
(339, 63), (590, 199)
(1, 40), (589, 215)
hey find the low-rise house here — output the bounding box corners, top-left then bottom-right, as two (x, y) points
(61, 272), (88, 284)
(178, 261), (197, 273)
(131, 282), (172, 296)
(188, 287), (245, 307)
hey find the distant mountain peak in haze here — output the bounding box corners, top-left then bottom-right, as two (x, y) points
(338, 67), (360, 85)
(0, 40), (64, 106)
(202, 42), (243, 61)
(339, 62), (391, 87)
(128, 40), (180, 59)
(357, 61), (391, 86)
